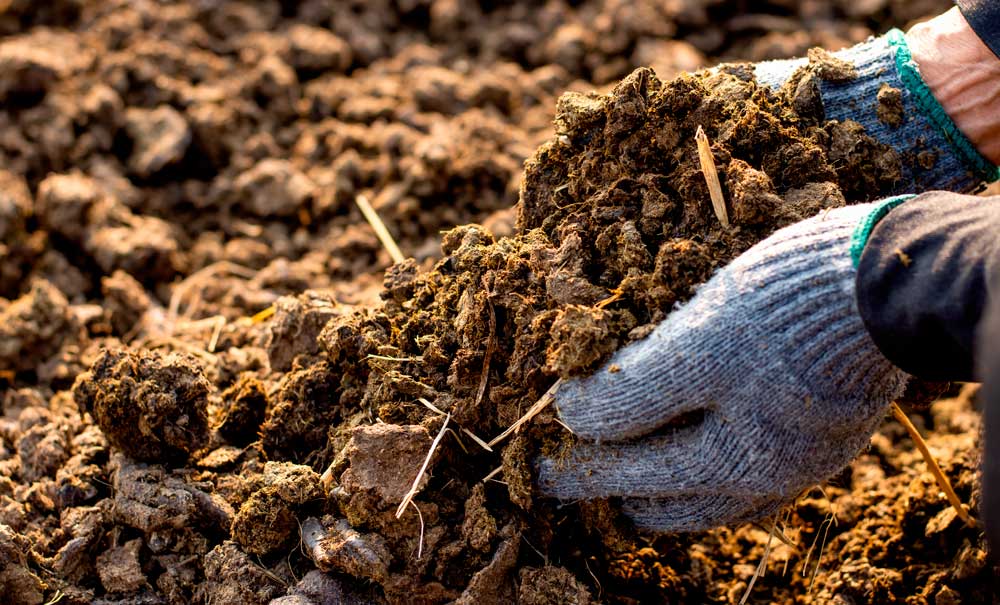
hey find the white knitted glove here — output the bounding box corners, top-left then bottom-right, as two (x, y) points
(537, 202), (910, 531)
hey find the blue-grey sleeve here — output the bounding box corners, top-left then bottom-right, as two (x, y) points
(855, 192), (1000, 382)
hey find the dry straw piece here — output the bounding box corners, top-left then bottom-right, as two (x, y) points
(396, 413), (451, 518)
(356, 193), (406, 265)
(739, 515), (779, 605)
(890, 402), (976, 528)
(695, 125), (730, 229)
(488, 379), (563, 447)
(417, 397), (493, 452)
(251, 305), (275, 323)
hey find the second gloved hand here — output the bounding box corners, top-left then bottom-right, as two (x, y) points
(537, 201), (910, 532)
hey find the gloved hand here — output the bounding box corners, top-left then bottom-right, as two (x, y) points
(750, 9), (998, 194)
(537, 200), (912, 532)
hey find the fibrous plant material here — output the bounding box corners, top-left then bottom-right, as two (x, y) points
(890, 402), (976, 528)
(488, 381), (562, 447)
(739, 516), (780, 605)
(396, 414), (451, 519)
(356, 193), (406, 265)
(695, 125), (730, 228)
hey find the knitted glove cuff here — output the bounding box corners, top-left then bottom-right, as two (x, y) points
(849, 193), (916, 267)
(882, 30), (999, 184)
(755, 31), (1000, 193)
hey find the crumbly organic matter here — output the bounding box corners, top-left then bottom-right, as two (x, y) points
(878, 83), (905, 127)
(1, 1), (989, 605)
(231, 462), (323, 555)
(300, 62), (917, 602)
(72, 349), (211, 462)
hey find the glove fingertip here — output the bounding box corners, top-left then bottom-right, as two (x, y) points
(552, 378), (622, 441)
(553, 359), (676, 441)
(534, 455), (590, 501)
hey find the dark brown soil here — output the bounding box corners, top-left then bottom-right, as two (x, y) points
(73, 349), (211, 462)
(287, 61), (916, 603)
(3, 1), (993, 605)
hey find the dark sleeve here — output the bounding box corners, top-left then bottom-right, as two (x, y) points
(981, 271), (1000, 559)
(855, 191), (1000, 382)
(958, 0), (1000, 61)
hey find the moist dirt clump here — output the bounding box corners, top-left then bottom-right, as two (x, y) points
(300, 65), (913, 602)
(231, 462), (323, 556)
(1, 1), (991, 604)
(0, 280), (80, 373)
(878, 83), (906, 128)
(72, 349), (211, 463)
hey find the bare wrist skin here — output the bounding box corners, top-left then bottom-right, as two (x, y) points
(907, 7), (1000, 166)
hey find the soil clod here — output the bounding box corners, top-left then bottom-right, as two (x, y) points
(73, 349), (210, 463)
(0, 1), (987, 604)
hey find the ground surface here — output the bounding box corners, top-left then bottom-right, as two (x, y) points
(1, 1), (995, 604)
